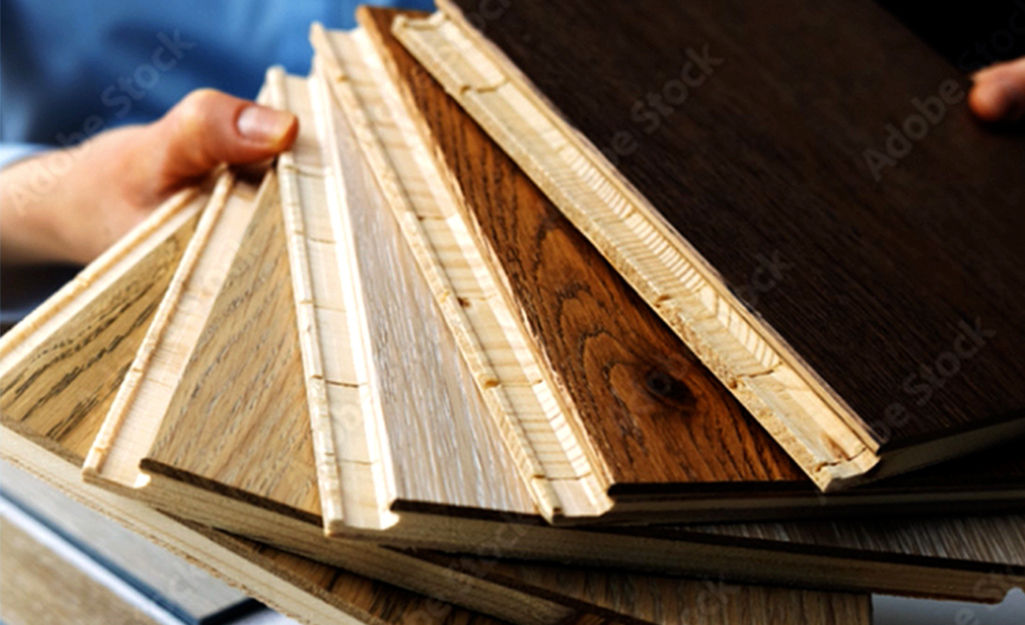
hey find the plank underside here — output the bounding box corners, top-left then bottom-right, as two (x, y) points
(399, 0), (1025, 490)
(361, 7), (1025, 524)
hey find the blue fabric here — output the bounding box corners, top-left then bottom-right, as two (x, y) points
(1, 0), (434, 146)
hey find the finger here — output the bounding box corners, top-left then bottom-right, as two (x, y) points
(970, 57), (1025, 123)
(151, 88), (298, 185)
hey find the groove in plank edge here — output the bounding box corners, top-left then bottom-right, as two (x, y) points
(307, 36), (402, 532)
(82, 171), (273, 486)
(311, 23), (613, 521)
(393, 8), (880, 491)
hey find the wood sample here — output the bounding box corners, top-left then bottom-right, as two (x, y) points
(395, 0), (1025, 490)
(1, 462), (255, 625)
(358, 6), (1025, 525)
(0, 184), (616, 625)
(4, 125), (1020, 602)
(0, 165), (874, 624)
(308, 23), (609, 523)
(317, 23), (611, 523)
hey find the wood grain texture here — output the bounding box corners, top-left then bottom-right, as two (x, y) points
(0, 185), (546, 625)
(77, 168), (587, 625)
(401, 0), (1025, 489)
(365, 7), (1025, 523)
(310, 22), (609, 523)
(1, 462), (253, 625)
(0, 189), (204, 463)
(1, 163), (1019, 604)
(0, 170), (874, 624)
(310, 30), (540, 531)
(122, 36), (1025, 601)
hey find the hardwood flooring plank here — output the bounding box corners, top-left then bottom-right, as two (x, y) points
(398, 0), (1025, 490)
(364, 7), (1025, 523)
(21, 155), (870, 623)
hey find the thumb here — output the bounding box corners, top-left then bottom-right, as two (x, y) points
(970, 57), (1025, 123)
(152, 88), (298, 186)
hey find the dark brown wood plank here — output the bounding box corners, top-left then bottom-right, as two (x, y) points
(362, 6), (1025, 512)
(444, 0), (1025, 454)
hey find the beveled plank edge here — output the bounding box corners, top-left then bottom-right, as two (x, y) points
(269, 66), (349, 529)
(318, 21), (613, 521)
(308, 26), (402, 532)
(394, 8), (879, 492)
(82, 172), (238, 487)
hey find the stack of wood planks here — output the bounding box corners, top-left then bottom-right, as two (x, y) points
(2, 3), (1023, 624)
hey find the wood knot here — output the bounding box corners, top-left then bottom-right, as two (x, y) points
(645, 370), (683, 400)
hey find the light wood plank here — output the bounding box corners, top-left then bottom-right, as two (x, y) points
(310, 24), (610, 522)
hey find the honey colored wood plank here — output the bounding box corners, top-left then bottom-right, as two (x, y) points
(0, 184), (569, 625)
(309, 22), (609, 523)
(363, 7), (1025, 525)
(0, 515), (161, 625)
(397, 0), (1025, 490)
(0, 188), (206, 463)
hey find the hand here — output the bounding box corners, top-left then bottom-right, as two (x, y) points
(970, 57), (1025, 124)
(0, 89), (298, 265)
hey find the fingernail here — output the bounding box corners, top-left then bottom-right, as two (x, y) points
(236, 105), (296, 145)
(976, 78), (1025, 122)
